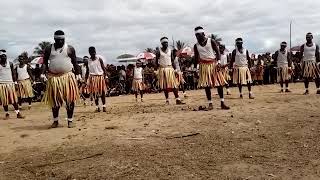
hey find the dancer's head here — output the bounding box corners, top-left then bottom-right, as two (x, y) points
(160, 37), (169, 49)
(195, 26), (206, 43)
(88, 46), (96, 59)
(306, 32), (313, 43)
(235, 38), (243, 49)
(54, 30), (65, 48)
(280, 41), (287, 50)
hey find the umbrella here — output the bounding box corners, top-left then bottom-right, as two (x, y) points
(30, 57), (44, 69)
(177, 46), (194, 58)
(31, 57), (44, 64)
(137, 52), (156, 60)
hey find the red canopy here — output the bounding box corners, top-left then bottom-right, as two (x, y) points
(137, 52), (156, 60)
(177, 46), (194, 58)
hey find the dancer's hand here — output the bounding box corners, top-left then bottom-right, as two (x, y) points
(40, 74), (47, 81)
(76, 74), (82, 81)
(14, 81), (18, 89)
(216, 62), (222, 70)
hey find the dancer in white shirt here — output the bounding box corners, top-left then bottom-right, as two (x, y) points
(42, 30), (81, 128)
(274, 42), (292, 92)
(15, 55), (34, 109)
(299, 32), (320, 95)
(219, 44), (231, 95)
(156, 37), (185, 105)
(193, 26), (230, 110)
(85, 47), (107, 112)
(0, 50), (24, 119)
(231, 38), (254, 99)
(132, 60), (145, 102)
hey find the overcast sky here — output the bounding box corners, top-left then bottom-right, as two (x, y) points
(1, 0), (320, 63)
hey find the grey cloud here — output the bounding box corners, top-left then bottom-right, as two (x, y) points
(1, 0), (320, 62)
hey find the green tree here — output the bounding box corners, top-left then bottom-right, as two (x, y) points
(34, 41), (51, 56)
(210, 34), (222, 44)
(175, 40), (186, 50)
(145, 48), (156, 54)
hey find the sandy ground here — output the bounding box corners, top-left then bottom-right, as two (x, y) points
(0, 83), (320, 180)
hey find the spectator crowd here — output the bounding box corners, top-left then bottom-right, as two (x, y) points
(18, 51), (306, 100)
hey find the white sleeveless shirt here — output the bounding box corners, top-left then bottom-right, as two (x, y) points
(134, 67), (143, 79)
(221, 53), (228, 66)
(277, 50), (288, 67)
(159, 48), (172, 67)
(303, 43), (316, 62)
(17, 65), (30, 81)
(80, 64), (87, 78)
(48, 43), (73, 74)
(235, 48), (248, 67)
(196, 38), (216, 61)
(88, 57), (104, 76)
(0, 63), (13, 83)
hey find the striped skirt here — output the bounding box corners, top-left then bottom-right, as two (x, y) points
(16, 79), (34, 98)
(302, 61), (320, 78)
(132, 79), (145, 91)
(0, 83), (18, 106)
(277, 66), (291, 82)
(198, 62), (227, 88)
(88, 75), (107, 96)
(233, 66), (252, 85)
(221, 67), (231, 81)
(157, 67), (179, 89)
(79, 83), (88, 95)
(42, 72), (79, 108)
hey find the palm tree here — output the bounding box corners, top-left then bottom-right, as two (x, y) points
(175, 40), (186, 50)
(145, 48), (156, 54)
(34, 41), (51, 56)
(210, 34), (222, 45)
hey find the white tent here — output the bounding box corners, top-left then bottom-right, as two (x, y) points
(117, 57), (138, 64)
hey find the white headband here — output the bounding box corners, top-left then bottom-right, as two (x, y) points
(195, 29), (205, 34)
(160, 38), (168, 43)
(281, 42), (287, 46)
(0, 52), (6, 56)
(54, 35), (65, 39)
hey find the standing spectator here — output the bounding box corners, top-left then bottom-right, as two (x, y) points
(255, 55), (264, 85)
(126, 64), (134, 94)
(119, 65), (126, 93)
(185, 62), (194, 90)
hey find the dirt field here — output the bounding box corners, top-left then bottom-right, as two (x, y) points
(0, 83), (320, 180)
